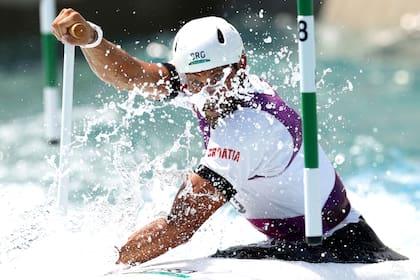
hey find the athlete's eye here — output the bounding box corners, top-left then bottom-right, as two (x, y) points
(207, 73), (224, 85)
(191, 79), (202, 87)
(213, 73), (224, 83)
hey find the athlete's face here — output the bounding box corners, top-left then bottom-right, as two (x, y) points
(185, 65), (238, 127)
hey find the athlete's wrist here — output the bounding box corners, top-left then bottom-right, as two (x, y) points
(81, 21), (103, 49)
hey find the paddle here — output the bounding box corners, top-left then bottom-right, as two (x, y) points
(57, 23), (83, 214)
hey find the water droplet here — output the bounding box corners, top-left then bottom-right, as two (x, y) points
(263, 36), (272, 44)
(335, 153), (345, 165)
(393, 70), (410, 85)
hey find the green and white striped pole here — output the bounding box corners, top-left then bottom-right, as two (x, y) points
(40, 0), (60, 144)
(297, 0), (323, 245)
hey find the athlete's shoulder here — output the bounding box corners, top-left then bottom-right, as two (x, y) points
(247, 74), (277, 96)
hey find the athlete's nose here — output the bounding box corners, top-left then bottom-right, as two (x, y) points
(204, 85), (217, 96)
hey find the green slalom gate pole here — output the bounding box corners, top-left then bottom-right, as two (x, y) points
(297, 0), (323, 245)
(40, 0), (60, 144)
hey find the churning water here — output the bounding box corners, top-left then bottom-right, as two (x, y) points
(0, 14), (419, 279)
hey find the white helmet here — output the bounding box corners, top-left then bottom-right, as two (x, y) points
(172, 16), (244, 73)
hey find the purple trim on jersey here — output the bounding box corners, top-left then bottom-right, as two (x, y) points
(197, 113), (211, 149)
(196, 90), (302, 162)
(247, 173), (351, 241)
(241, 93), (302, 170)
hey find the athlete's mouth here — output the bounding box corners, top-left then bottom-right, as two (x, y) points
(203, 101), (217, 111)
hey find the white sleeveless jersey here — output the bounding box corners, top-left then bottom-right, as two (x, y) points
(197, 77), (359, 239)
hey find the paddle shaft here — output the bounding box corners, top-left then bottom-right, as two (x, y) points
(57, 24), (82, 214)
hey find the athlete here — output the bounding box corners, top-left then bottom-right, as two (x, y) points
(51, 8), (407, 264)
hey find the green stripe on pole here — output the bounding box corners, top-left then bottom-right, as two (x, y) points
(41, 33), (57, 87)
(301, 93), (318, 168)
(297, 0), (313, 16)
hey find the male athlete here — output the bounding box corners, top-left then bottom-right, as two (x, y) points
(51, 8), (407, 264)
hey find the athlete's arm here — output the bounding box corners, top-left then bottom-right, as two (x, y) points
(81, 39), (173, 99)
(116, 173), (227, 265)
(51, 8), (174, 100)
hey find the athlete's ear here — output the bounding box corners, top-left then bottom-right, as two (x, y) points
(238, 53), (247, 69)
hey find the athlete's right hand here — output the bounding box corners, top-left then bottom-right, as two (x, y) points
(51, 8), (96, 46)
